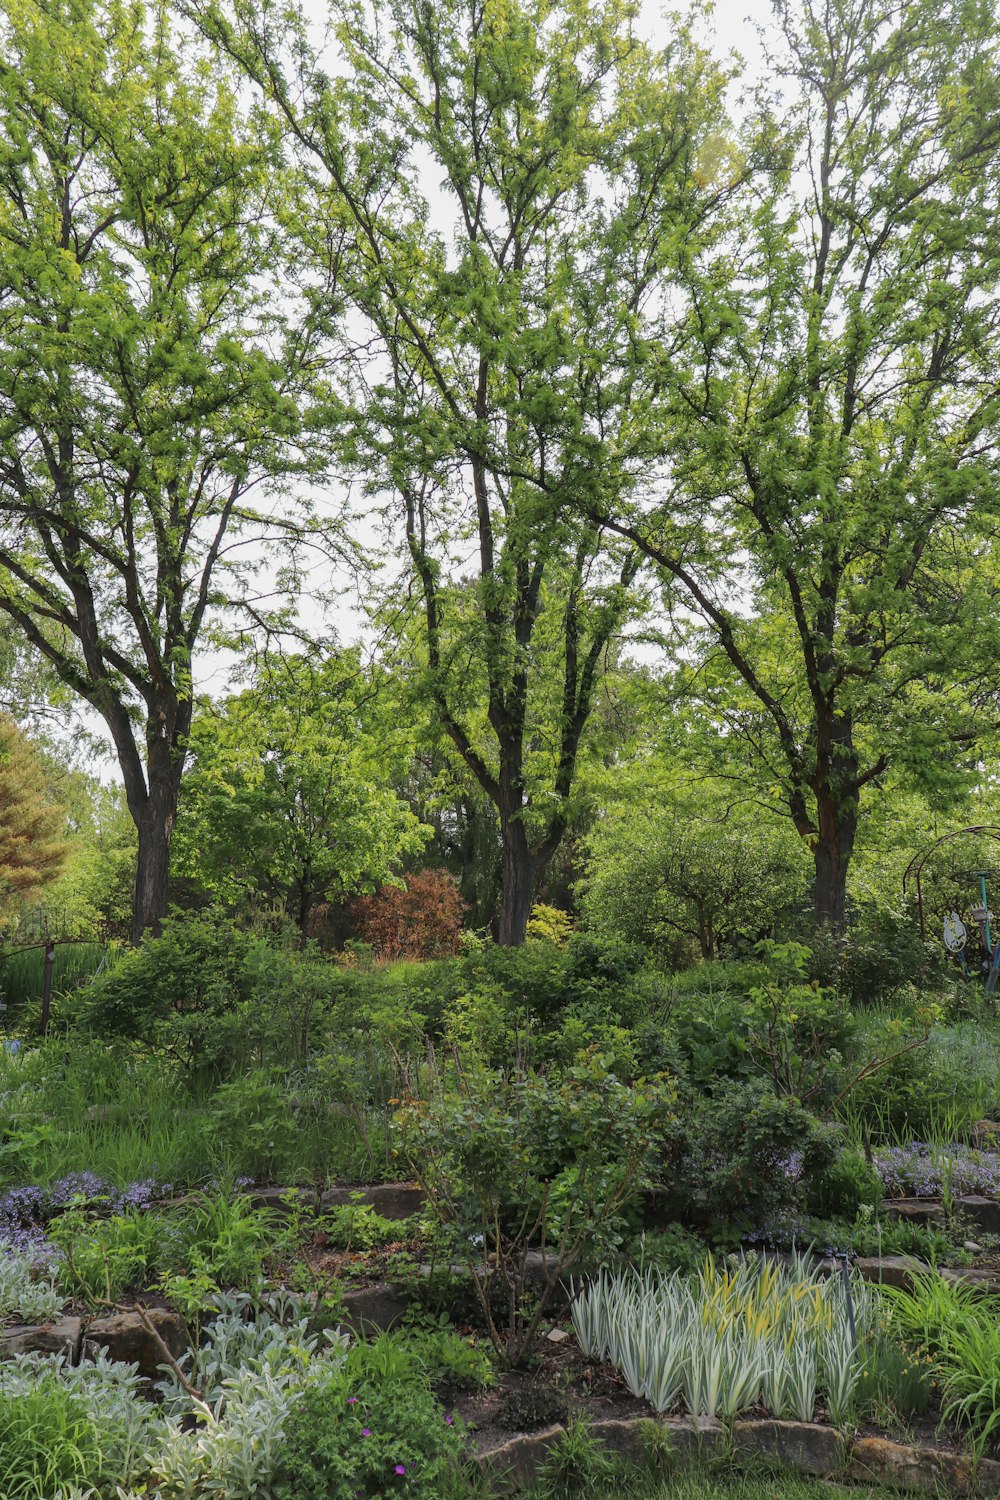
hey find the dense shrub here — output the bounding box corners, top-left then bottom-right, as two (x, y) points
(351, 868), (466, 960)
(666, 1079), (839, 1239)
(64, 911), (340, 1075)
(806, 1145), (883, 1219)
(396, 1046), (677, 1362)
(810, 905), (950, 1003)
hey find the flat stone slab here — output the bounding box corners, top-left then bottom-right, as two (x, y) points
(475, 1425), (565, 1494)
(848, 1436), (980, 1495)
(1, 1316), (81, 1361)
(471, 1416), (1000, 1495)
(942, 1266), (1000, 1293)
(883, 1198), (946, 1225)
(338, 1285), (411, 1335)
(83, 1308), (188, 1379)
(321, 1183), (426, 1220)
(852, 1255), (926, 1290)
(733, 1419), (844, 1474)
(955, 1196), (1000, 1236)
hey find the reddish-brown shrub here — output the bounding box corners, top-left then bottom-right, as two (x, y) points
(350, 867), (466, 960)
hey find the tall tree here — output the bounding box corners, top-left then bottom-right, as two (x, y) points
(193, 0), (739, 943)
(0, 0), (316, 941)
(172, 652), (428, 933)
(0, 715), (69, 923)
(605, 0), (1000, 929)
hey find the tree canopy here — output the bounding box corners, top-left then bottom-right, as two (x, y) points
(0, 0), (319, 940)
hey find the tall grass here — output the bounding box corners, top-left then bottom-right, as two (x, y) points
(0, 1039), (380, 1191)
(0, 941), (120, 1018)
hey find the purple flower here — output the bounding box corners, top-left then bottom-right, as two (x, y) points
(362, 1428), (371, 1437)
(347, 1397), (358, 1405)
(394, 1465), (406, 1475)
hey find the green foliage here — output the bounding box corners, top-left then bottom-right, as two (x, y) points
(0, 1376), (104, 1499)
(630, 1225), (710, 1278)
(537, 1416), (623, 1497)
(579, 769), (808, 962)
(273, 1336), (463, 1499)
(321, 1196), (402, 1253)
(50, 1206), (173, 1304)
(805, 1148), (882, 1221)
(0, 1247), (62, 1323)
(526, 905), (575, 945)
(399, 1320), (495, 1394)
(743, 950), (855, 1105)
(854, 1331), (936, 1421)
(174, 653), (428, 932)
(0, 941), (118, 1022)
(396, 1047), (676, 1363)
(670, 1080), (838, 1236)
(810, 906), (950, 1005)
(65, 912), (339, 1075)
(172, 1192), (281, 1289)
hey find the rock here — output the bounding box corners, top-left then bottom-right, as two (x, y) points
(83, 1309), (188, 1379)
(338, 1285), (411, 1335)
(852, 1255), (926, 1290)
(1, 1316), (81, 1361)
(660, 1416), (724, 1460)
(246, 1187), (310, 1215)
(545, 1327), (569, 1343)
(589, 1417), (654, 1465)
(955, 1196), (1000, 1237)
(964, 1240), (982, 1253)
(848, 1436), (977, 1495)
(321, 1183), (426, 1221)
(882, 1198), (946, 1226)
(475, 1426), (565, 1494)
(942, 1266), (1000, 1294)
(733, 1419), (844, 1475)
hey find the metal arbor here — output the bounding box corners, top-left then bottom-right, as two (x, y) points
(903, 826), (1000, 992)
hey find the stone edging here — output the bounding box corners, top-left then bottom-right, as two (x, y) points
(475, 1416), (1000, 1497)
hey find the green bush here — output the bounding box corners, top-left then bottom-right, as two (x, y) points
(396, 1047), (677, 1363)
(274, 1338), (463, 1499)
(810, 905), (949, 1004)
(669, 1079), (838, 1238)
(806, 1147), (882, 1220)
(65, 911), (339, 1077)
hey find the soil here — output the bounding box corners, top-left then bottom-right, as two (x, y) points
(443, 1332), (973, 1461)
(447, 1333), (650, 1455)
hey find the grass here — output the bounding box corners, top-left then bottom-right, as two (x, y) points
(0, 941), (119, 1019)
(0, 1038), (379, 1191)
(523, 1471), (904, 1500)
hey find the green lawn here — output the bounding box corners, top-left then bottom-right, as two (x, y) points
(523, 1471), (904, 1500)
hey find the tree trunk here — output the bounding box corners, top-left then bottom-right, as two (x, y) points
(129, 715), (185, 945)
(812, 791), (858, 934)
(132, 795), (176, 944)
(497, 815), (535, 946)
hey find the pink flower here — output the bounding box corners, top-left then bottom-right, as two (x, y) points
(395, 1464), (406, 1475)
(444, 1414), (454, 1425)
(347, 1397), (358, 1405)
(362, 1428), (371, 1437)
